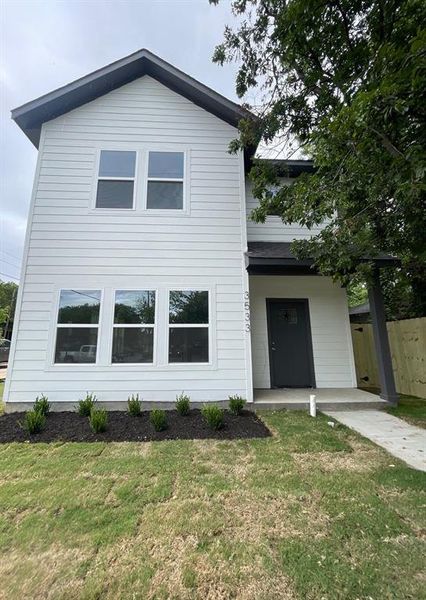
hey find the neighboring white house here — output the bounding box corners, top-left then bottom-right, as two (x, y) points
(4, 49), (359, 410)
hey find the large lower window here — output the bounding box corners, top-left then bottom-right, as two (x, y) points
(54, 289), (101, 363)
(112, 290), (155, 363)
(168, 290), (209, 363)
(147, 151), (184, 209)
(96, 150), (136, 209)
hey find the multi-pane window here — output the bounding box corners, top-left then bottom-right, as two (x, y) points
(54, 290), (101, 363)
(168, 291), (209, 363)
(112, 290), (156, 363)
(96, 150), (136, 209)
(147, 151), (184, 209)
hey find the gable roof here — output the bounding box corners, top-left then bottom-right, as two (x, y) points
(11, 48), (256, 148)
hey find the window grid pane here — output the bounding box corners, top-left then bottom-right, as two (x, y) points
(169, 327), (208, 363)
(96, 180), (134, 209)
(58, 290), (101, 324)
(114, 290), (156, 324)
(99, 150), (136, 178)
(169, 291), (208, 324)
(112, 327), (154, 363)
(55, 327), (98, 363)
(147, 181), (183, 210)
(148, 152), (184, 178)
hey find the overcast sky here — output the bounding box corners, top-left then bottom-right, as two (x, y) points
(0, 0), (243, 284)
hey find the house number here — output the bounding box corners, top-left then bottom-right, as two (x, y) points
(244, 291), (251, 331)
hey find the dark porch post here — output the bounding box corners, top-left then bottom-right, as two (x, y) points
(367, 269), (398, 404)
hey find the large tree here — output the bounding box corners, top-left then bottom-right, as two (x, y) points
(0, 280), (18, 338)
(212, 0), (426, 316)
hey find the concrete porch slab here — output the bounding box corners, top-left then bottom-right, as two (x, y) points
(254, 387), (388, 411)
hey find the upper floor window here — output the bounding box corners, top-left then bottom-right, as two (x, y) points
(96, 150), (136, 209)
(54, 289), (101, 363)
(147, 151), (184, 210)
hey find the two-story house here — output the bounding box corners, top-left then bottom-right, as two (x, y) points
(4, 49), (398, 410)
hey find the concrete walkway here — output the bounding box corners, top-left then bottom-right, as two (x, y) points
(325, 410), (426, 472)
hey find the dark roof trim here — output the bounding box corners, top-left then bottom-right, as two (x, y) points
(246, 242), (400, 270)
(349, 302), (370, 315)
(12, 48), (256, 148)
(253, 158), (315, 177)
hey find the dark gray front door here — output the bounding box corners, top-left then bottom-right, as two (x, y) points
(267, 299), (315, 388)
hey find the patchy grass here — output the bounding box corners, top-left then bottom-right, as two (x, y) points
(386, 394), (426, 429)
(0, 410), (424, 599)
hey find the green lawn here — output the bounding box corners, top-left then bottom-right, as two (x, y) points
(386, 394), (426, 429)
(0, 410), (425, 599)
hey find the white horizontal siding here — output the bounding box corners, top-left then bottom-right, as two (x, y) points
(245, 180), (326, 242)
(249, 276), (356, 388)
(6, 76), (249, 404)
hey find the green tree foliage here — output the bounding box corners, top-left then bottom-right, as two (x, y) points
(58, 303), (99, 324)
(169, 291), (208, 323)
(212, 0), (426, 316)
(114, 299), (155, 324)
(0, 280), (18, 337)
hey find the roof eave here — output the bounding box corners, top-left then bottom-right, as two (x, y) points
(12, 48), (257, 148)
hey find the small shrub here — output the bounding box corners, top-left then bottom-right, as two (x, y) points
(150, 409), (168, 431)
(23, 410), (46, 434)
(202, 404), (224, 430)
(228, 395), (246, 415)
(127, 394), (141, 416)
(175, 392), (190, 416)
(77, 392), (97, 416)
(89, 408), (108, 433)
(34, 394), (50, 416)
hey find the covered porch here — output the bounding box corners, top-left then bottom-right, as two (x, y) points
(246, 242), (399, 406)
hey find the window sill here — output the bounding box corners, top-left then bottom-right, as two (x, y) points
(46, 363), (217, 372)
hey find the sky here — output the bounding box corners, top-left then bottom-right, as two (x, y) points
(0, 0), (244, 284)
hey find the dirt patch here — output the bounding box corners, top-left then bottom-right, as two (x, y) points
(0, 410), (271, 443)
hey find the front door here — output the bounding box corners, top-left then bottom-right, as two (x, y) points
(267, 299), (315, 388)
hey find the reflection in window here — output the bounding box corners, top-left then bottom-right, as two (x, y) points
(112, 328), (154, 363)
(169, 291), (208, 324)
(112, 290), (156, 363)
(96, 150), (136, 209)
(147, 151), (184, 209)
(168, 290), (209, 363)
(55, 290), (101, 363)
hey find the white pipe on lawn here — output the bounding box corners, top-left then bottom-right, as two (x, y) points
(309, 394), (317, 417)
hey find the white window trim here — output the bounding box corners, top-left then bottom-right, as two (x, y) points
(47, 286), (217, 371)
(50, 288), (104, 367)
(108, 288), (158, 366)
(166, 288), (213, 366)
(143, 149), (189, 214)
(91, 149), (138, 212)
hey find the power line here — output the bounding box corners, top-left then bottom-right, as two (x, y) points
(0, 271), (20, 282)
(1, 250), (22, 263)
(1, 259), (21, 271)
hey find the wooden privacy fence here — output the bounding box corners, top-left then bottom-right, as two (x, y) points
(351, 317), (426, 398)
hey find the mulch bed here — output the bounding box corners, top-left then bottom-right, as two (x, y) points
(0, 409), (271, 443)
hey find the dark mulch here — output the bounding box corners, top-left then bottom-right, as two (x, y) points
(0, 409), (271, 443)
